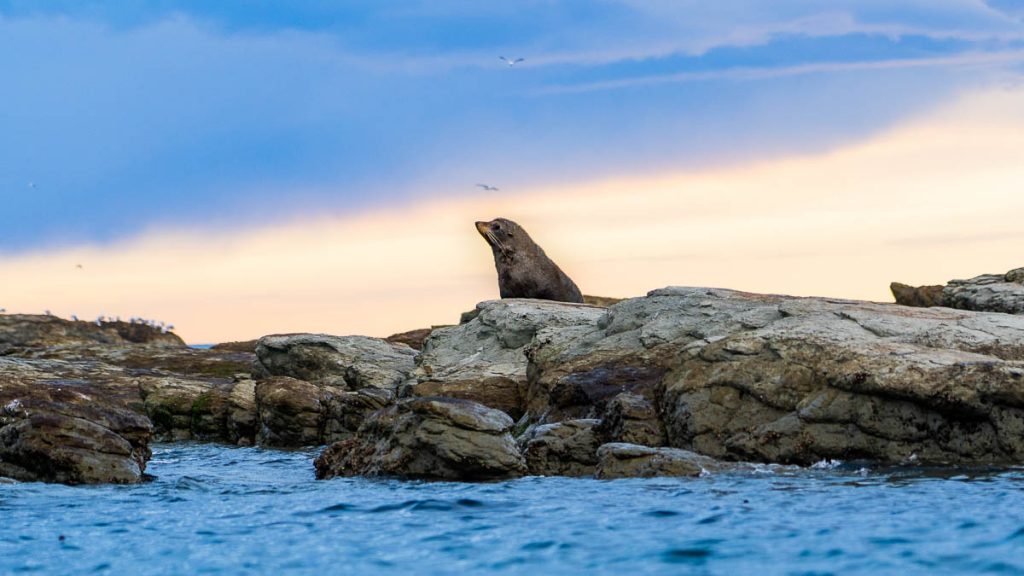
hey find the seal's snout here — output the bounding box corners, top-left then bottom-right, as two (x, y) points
(475, 221), (490, 236)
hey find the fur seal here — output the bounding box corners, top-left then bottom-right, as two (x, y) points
(475, 218), (584, 303)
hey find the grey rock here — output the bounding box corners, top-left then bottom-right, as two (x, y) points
(255, 377), (322, 447)
(314, 397), (525, 481)
(893, 267), (1024, 315)
(322, 387), (394, 443)
(595, 443), (717, 479)
(254, 334), (417, 390)
(597, 392), (666, 447)
(518, 419), (602, 476)
(409, 299), (605, 419)
(226, 379), (257, 446)
(527, 287), (1024, 466)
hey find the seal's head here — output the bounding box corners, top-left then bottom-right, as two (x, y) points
(475, 218), (524, 257)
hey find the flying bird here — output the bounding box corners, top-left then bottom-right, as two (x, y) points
(499, 56), (525, 67)
(476, 184), (500, 191)
(75, 264), (83, 270)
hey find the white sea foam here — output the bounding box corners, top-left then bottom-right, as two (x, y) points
(810, 459), (843, 470)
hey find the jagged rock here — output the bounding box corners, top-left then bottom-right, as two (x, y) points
(527, 287), (1024, 466)
(518, 419), (602, 476)
(322, 387), (394, 443)
(314, 397), (525, 481)
(255, 377), (323, 447)
(408, 299), (605, 419)
(139, 379), (211, 441)
(595, 443), (717, 479)
(0, 358), (152, 484)
(892, 267), (1024, 314)
(385, 328), (436, 351)
(890, 283), (945, 308)
(254, 334), (417, 390)
(226, 379), (257, 446)
(596, 393), (666, 447)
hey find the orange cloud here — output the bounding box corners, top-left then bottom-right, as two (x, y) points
(2, 86), (1022, 343)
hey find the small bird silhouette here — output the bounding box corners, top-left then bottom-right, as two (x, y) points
(476, 184), (500, 191)
(500, 56), (525, 67)
(75, 264), (83, 270)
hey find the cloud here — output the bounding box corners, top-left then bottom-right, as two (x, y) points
(1, 85), (1022, 343)
(538, 49), (1024, 94)
(1, 3), (1021, 253)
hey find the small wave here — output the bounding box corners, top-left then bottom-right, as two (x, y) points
(811, 459), (843, 470)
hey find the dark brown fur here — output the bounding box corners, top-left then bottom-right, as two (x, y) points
(475, 218), (584, 303)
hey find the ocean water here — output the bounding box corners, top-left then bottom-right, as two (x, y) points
(1, 444), (1022, 575)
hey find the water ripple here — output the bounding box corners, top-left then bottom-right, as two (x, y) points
(1, 443), (1023, 575)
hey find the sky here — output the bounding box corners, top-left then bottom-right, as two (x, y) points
(1, 1), (1023, 343)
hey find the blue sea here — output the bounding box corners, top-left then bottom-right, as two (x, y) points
(1, 444), (1022, 575)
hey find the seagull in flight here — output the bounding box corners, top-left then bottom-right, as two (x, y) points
(476, 184), (500, 191)
(499, 56), (525, 67)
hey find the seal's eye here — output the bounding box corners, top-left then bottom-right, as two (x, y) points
(491, 223), (501, 231)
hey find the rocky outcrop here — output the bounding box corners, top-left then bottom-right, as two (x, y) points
(9, 280), (1024, 485)
(596, 392), (666, 447)
(254, 334), (417, 390)
(315, 397), (525, 481)
(0, 314), (264, 483)
(892, 267), (1024, 314)
(527, 287), (1024, 466)
(595, 443), (716, 479)
(0, 358), (152, 484)
(408, 300), (605, 419)
(321, 387), (393, 443)
(518, 419), (602, 476)
(255, 377), (323, 447)
(211, 340), (259, 353)
(0, 315), (184, 354)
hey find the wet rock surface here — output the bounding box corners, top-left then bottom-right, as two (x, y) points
(0, 314), (254, 483)
(892, 267), (1024, 314)
(595, 443), (717, 479)
(315, 397), (525, 481)
(0, 357), (152, 484)
(518, 419), (602, 476)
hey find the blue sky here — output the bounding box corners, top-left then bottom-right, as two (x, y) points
(2, 0), (1023, 252)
